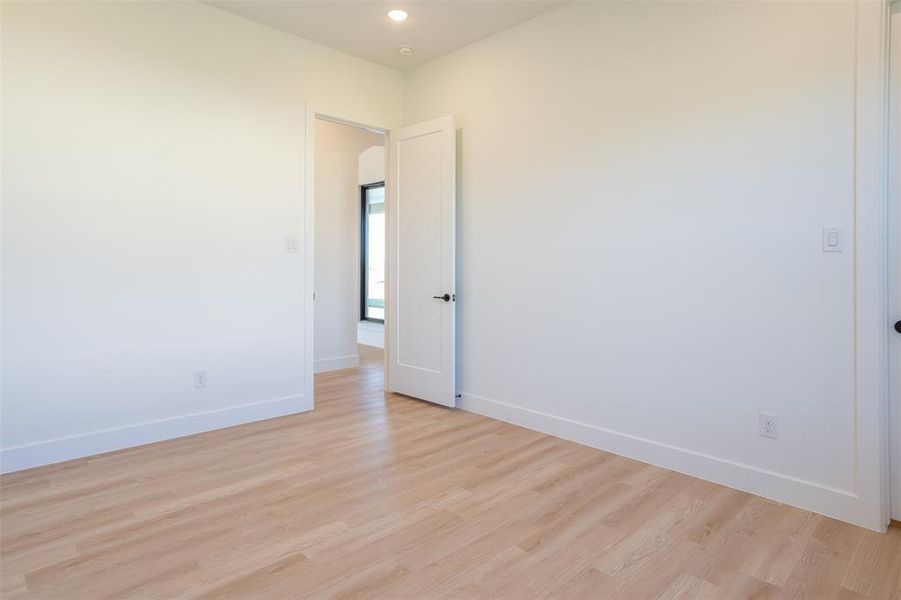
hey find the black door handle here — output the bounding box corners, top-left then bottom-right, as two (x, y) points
(433, 294), (451, 302)
(895, 321), (901, 334)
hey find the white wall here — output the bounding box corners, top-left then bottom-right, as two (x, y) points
(359, 146), (386, 187)
(0, 0), (402, 472)
(314, 119), (383, 372)
(404, 0), (884, 528)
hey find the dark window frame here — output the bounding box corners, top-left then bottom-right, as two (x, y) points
(360, 181), (386, 324)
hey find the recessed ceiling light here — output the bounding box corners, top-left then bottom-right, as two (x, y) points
(388, 9), (408, 22)
(398, 45), (414, 56)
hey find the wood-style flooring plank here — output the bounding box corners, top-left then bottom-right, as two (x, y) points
(2, 344), (899, 599)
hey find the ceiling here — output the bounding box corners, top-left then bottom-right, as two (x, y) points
(203, 1), (567, 71)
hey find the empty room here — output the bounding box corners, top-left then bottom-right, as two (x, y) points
(1, 0), (900, 598)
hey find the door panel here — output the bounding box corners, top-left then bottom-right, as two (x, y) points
(387, 116), (456, 407)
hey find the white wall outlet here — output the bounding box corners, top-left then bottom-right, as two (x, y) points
(284, 237), (300, 253)
(822, 227), (843, 253)
(759, 412), (778, 439)
(194, 370), (207, 389)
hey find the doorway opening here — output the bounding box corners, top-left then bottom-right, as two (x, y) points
(307, 111), (457, 409)
(312, 115), (387, 385)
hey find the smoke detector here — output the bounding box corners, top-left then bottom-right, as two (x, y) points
(398, 45), (414, 56)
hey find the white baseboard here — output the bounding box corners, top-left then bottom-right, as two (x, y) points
(458, 392), (879, 531)
(357, 321), (384, 349)
(0, 394), (312, 475)
(314, 354), (360, 373)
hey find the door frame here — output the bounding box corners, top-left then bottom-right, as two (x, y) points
(304, 104), (392, 405)
(888, 0), (901, 521)
(854, 0), (892, 531)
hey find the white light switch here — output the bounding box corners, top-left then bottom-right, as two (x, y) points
(822, 227), (843, 253)
(285, 237), (300, 253)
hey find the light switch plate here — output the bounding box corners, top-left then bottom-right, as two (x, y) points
(822, 227), (843, 253)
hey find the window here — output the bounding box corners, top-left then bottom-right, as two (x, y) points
(361, 182), (385, 323)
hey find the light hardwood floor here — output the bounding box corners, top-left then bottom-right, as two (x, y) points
(1, 344), (900, 599)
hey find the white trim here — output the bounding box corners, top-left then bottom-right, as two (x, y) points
(303, 102), (316, 405)
(314, 354), (360, 373)
(886, 0), (901, 520)
(458, 392), (876, 529)
(853, 0), (891, 531)
(0, 394), (312, 474)
(314, 113), (389, 135)
(383, 132), (392, 393)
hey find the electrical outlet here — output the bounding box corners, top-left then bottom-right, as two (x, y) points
(194, 370), (207, 389)
(759, 412), (778, 439)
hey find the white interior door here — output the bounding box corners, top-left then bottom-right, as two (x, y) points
(387, 116), (456, 407)
(889, 3), (901, 521)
